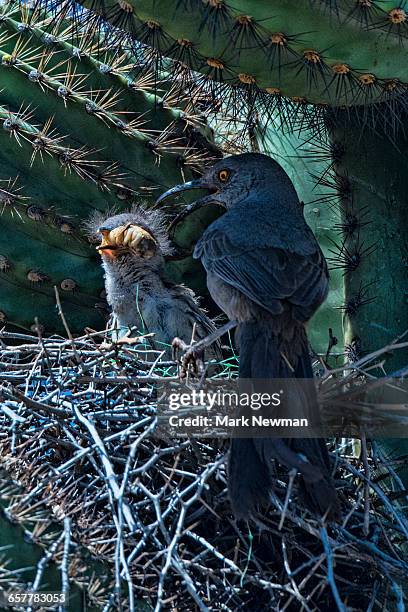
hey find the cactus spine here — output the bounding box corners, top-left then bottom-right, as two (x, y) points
(325, 111), (408, 370)
(61, 0), (408, 110)
(0, 1), (218, 333)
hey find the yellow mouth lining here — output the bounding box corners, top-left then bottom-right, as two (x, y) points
(96, 224), (156, 253)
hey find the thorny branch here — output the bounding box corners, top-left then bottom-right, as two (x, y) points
(0, 329), (407, 610)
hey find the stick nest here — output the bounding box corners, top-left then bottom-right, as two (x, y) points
(0, 328), (407, 611)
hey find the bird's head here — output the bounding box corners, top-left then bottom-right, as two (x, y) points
(85, 205), (172, 270)
(156, 153), (298, 217)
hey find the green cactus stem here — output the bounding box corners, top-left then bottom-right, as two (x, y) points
(325, 108), (408, 482)
(49, 0), (408, 111)
(0, 1), (219, 333)
(326, 110), (408, 370)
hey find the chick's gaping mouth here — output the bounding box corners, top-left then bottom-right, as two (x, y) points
(96, 224), (157, 258)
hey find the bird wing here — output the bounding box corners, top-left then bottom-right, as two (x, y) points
(195, 211), (328, 321)
(170, 285), (223, 359)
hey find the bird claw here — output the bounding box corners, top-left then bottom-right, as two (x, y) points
(172, 337), (205, 379)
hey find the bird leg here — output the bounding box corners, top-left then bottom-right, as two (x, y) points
(172, 336), (204, 377)
(172, 320), (237, 378)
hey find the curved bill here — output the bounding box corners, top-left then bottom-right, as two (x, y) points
(156, 178), (221, 229)
(167, 197), (218, 233)
(155, 179), (207, 205)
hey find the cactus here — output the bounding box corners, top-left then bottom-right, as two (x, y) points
(40, 0), (406, 352)
(2, 0), (407, 474)
(324, 110), (408, 481)
(2, 0), (405, 362)
(325, 110), (408, 371)
(20, 0), (406, 348)
(52, 0), (408, 114)
(0, 0), (218, 333)
(64, 0), (406, 480)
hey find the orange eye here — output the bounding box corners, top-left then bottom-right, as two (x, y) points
(218, 169), (230, 182)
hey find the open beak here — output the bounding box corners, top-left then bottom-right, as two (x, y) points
(96, 230), (117, 256)
(96, 225), (157, 258)
(156, 178), (222, 229)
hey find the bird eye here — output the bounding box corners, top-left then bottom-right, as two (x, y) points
(218, 169), (230, 182)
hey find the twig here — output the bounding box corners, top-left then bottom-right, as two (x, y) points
(320, 526), (346, 612)
(59, 517), (71, 612)
(54, 286), (83, 368)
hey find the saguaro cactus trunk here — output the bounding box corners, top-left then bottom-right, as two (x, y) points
(327, 109), (408, 481)
(0, 1), (219, 333)
(327, 110), (408, 371)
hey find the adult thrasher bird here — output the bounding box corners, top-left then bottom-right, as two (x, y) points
(157, 153), (339, 520)
(86, 205), (220, 358)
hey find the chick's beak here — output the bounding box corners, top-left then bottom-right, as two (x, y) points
(96, 229), (116, 258)
(96, 224), (157, 259)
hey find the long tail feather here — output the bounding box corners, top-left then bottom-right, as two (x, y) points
(228, 321), (339, 520)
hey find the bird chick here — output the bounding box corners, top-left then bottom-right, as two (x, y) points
(86, 205), (220, 359)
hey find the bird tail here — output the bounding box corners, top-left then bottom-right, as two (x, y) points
(228, 321), (339, 520)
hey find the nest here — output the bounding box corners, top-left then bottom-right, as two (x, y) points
(0, 326), (407, 611)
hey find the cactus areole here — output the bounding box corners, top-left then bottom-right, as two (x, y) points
(0, 1), (219, 333)
(71, 0), (408, 109)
